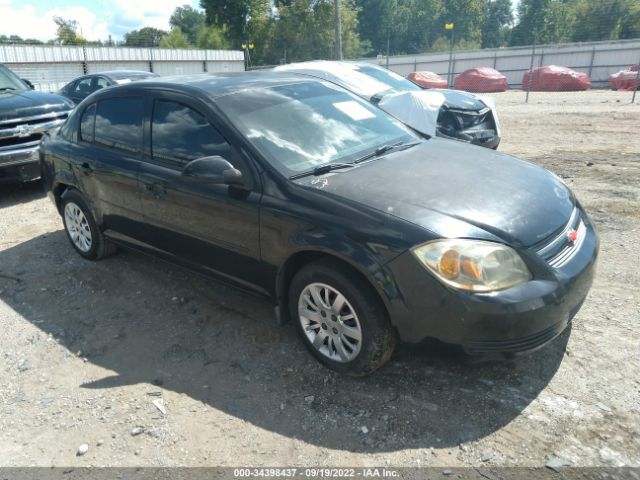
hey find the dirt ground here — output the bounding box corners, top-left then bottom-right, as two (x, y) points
(0, 90), (638, 469)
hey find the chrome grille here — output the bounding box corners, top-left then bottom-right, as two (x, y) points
(0, 111), (69, 153)
(536, 207), (586, 269)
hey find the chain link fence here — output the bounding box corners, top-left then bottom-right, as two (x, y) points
(361, 38), (640, 104)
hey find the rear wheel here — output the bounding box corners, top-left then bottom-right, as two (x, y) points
(289, 259), (396, 376)
(61, 191), (116, 260)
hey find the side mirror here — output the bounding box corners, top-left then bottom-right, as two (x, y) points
(22, 79), (35, 90)
(182, 156), (245, 186)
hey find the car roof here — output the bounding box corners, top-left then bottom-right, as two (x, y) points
(274, 61), (392, 98)
(105, 71), (319, 99)
(65, 71), (157, 85)
(101, 70), (159, 79)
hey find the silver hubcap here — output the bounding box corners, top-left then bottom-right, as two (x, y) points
(298, 282), (362, 363)
(64, 202), (92, 253)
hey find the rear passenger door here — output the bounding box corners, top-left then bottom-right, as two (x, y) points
(137, 93), (264, 290)
(68, 95), (145, 240)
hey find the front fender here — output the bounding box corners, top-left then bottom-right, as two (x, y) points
(261, 203), (408, 326)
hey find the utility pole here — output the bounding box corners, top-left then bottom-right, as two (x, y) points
(633, 54), (640, 103)
(525, 31), (537, 104)
(445, 23), (454, 88)
(334, 0), (343, 60)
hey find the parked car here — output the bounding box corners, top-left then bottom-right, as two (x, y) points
(0, 63), (73, 183)
(274, 61), (501, 149)
(522, 65), (591, 92)
(41, 72), (597, 375)
(59, 71), (159, 104)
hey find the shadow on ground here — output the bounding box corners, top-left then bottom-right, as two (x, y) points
(0, 227), (568, 453)
(0, 180), (45, 209)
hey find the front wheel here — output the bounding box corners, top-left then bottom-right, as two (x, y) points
(289, 259), (396, 376)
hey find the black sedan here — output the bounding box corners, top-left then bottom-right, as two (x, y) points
(40, 72), (598, 375)
(58, 70), (159, 104)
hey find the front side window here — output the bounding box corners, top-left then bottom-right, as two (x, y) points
(0, 65), (28, 92)
(79, 103), (96, 143)
(73, 78), (93, 96)
(94, 97), (144, 154)
(216, 81), (416, 175)
(151, 99), (229, 168)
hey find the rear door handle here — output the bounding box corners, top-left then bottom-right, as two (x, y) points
(144, 181), (167, 199)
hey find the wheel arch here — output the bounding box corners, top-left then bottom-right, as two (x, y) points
(275, 249), (396, 325)
(53, 182), (71, 213)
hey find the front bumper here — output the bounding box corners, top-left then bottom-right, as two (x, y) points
(385, 213), (598, 354)
(0, 146), (41, 182)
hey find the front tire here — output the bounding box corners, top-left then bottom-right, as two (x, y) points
(289, 259), (396, 376)
(61, 190), (116, 260)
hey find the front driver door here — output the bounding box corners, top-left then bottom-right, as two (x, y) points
(137, 94), (264, 292)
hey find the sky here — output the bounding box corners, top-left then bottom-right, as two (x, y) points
(0, 0), (201, 41)
(1, 0), (521, 43)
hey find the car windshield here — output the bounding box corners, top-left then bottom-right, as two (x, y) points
(355, 64), (422, 97)
(216, 81), (418, 175)
(0, 65), (28, 92)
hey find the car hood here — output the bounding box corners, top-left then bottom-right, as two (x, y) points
(430, 88), (489, 110)
(295, 139), (574, 247)
(0, 89), (73, 122)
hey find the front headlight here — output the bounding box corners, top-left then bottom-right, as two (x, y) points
(412, 239), (531, 292)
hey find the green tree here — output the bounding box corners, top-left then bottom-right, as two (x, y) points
(53, 17), (84, 45)
(266, 0), (363, 64)
(620, 0), (640, 39)
(438, 0), (484, 47)
(0, 35), (43, 44)
(481, 0), (513, 48)
(200, 0), (270, 48)
(159, 27), (192, 48)
(357, 0), (444, 56)
(124, 27), (168, 47)
(196, 24), (231, 49)
(571, 0), (634, 41)
(170, 5), (206, 44)
(510, 0), (576, 45)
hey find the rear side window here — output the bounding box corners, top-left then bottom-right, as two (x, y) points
(79, 103), (96, 143)
(94, 97), (144, 155)
(151, 99), (229, 168)
(94, 77), (110, 91)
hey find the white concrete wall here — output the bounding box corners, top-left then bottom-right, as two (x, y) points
(358, 39), (640, 88)
(0, 44), (244, 91)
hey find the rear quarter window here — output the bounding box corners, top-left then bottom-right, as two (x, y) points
(79, 103), (96, 143)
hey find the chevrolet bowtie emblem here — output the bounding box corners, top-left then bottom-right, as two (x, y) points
(15, 124), (32, 138)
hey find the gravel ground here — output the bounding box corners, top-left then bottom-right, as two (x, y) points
(0, 90), (638, 468)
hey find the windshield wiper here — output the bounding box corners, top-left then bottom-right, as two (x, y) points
(290, 162), (355, 180)
(0, 87), (17, 92)
(353, 141), (420, 164)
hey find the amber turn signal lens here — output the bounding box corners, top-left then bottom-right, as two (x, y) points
(460, 257), (481, 280)
(439, 249), (459, 279)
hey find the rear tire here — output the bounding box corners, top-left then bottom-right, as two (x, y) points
(289, 259), (396, 376)
(61, 190), (116, 260)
